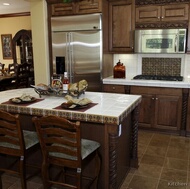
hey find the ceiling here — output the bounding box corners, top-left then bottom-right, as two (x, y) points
(0, 0), (30, 14)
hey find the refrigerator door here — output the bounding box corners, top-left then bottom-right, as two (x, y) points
(51, 14), (102, 92)
(52, 32), (67, 75)
(69, 31), (101, 91)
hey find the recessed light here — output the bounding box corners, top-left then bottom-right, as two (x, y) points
(3, 3), (10, 6)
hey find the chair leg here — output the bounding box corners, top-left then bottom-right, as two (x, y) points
(76, 169), (82, 189)
(20, 156), (27, 189)
(94, 151), (101, 189)
(42, 161), (50, 189)
(0, 176), (2, 189)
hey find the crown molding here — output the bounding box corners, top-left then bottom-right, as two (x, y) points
(0, 12), (30, 18)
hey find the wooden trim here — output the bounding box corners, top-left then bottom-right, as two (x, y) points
(0, 12), (30, 18)
(136, 0), (190, 6)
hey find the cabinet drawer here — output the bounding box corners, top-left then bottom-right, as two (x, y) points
(103, 84), (125, 93)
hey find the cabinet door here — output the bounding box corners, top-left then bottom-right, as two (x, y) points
(138, 94), (155, 128)
(51, 3), (75, 16)
(155, 95), (181, 130)
(51, 0), (101, 16)
(76, 0), (102, 14)
(161, 4), (189, 22)
(136, 6), (161, 23)
(108, 0), (135, 53)
(136, 4), (189, 23)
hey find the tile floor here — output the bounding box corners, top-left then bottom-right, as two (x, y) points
(120, 130), (190, 189)
(1, 130), (190, 189)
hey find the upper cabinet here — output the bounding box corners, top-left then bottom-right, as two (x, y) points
(12, 30), (33, 65)
(136, 4), (189, 23)
(46, 0), (102, 16)
(108, 0), (135, 53)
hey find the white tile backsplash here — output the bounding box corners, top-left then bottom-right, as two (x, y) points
(113, 53), (188, 79)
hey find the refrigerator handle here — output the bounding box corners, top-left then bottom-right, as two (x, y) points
(66, 33), (70, 77)
(69, 32), (74, 83)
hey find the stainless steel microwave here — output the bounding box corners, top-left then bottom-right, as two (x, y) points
(134, 29), (187, 53)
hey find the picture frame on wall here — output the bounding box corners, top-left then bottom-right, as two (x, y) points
(1, 34), (13, 59)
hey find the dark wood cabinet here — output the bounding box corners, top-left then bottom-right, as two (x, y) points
(136, 4), (189, 23)
(48, 0), (102, 16)
(130, 86), (182, 132)
(12, 30), (33, 65)
(108, 0), (135, 53)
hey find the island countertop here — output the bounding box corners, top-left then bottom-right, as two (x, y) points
(0, 88), (141, 125)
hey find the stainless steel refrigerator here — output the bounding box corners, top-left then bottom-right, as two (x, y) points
(51, 13), (102, 92)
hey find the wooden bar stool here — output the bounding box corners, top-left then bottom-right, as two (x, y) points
(33, 115), (101, 189)
(0, 110), (40, 189)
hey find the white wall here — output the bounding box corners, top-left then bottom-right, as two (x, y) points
(113, 53), (189, 80)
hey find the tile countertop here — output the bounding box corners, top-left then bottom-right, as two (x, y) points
(103, 76), (190, 88)
(0, 88), (141, 125)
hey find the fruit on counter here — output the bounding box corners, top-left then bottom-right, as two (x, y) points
(69, 80), (88, 96)
(65, 95), (92, 106)
(12, 94), (33, 103)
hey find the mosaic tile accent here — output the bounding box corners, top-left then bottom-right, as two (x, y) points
(142, 58), (181, 76)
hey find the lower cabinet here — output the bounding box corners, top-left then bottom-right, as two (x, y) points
(130, 86), (182, 132)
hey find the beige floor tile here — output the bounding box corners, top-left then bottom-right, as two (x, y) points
(128, 175), (159, 189)
(163, 157), (188, 171)
(158, 179), (188, 189)
(140, 154), (165, 167)
(134, 163), (162, 178)
(169, 136), (190, 150)
(167, 146), (189, 160)
(145, 145), (168, 157)
(138, 143), (147, 160)
(138, 131), (153, 146)
(160, 168), (187, 183)
(149, 133), (171, 148)
(120, 173), (133, 188)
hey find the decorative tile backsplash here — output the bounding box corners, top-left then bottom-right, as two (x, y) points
(142, 58), (181, 76)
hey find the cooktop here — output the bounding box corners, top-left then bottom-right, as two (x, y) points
(133, 75), (183, 81)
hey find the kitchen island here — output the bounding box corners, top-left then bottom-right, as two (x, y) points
(0, 88), (141, 189)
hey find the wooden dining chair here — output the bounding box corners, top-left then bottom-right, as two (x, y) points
(33, 115), (101, 189)
(0, 110), (40, 189)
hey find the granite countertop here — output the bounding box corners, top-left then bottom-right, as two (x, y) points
(0, 88), (141, 125)
(103, 76), (190, 88)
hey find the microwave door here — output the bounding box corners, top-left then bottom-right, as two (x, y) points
(142, 34), (176, 53)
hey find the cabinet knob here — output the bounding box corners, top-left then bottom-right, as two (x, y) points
(161, 16), (164, 19)
(155, 98), (158, 100)
(152, 97), (154, 100)
(158, 17), (160, 19)
(112, 87), (115, 90)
